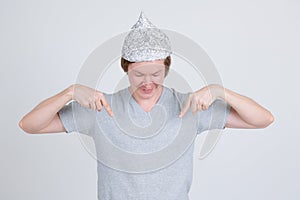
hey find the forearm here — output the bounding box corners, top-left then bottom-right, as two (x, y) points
(219, 86), (274, 128)
(19, 85), (74, 132)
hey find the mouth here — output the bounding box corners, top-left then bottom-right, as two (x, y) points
(141, 87), (154, 94)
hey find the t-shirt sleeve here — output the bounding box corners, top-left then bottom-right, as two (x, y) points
(58, 101), (96, 135)
(196, 99), (231, 134)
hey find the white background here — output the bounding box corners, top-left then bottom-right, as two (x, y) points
(1, 0), (299, 199)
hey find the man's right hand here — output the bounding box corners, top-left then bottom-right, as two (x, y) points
(71, 84), (114, 117)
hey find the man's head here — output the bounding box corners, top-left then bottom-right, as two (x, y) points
(120, 56), (171, 99)
(121, 12), (172, 99)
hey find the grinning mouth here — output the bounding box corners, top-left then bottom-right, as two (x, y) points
(141, 87), (153, 94)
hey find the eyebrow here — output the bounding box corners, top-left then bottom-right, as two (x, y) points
(133, 69), (163, 74)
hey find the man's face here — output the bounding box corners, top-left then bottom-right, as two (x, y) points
(127, 59), (165, 100)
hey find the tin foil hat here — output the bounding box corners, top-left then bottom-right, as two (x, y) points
(121, 12), (172, 62)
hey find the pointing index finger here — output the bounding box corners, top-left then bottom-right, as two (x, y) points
(100, 96), (114, 117)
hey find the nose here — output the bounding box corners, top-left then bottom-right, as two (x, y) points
(143, 75), (153, 84)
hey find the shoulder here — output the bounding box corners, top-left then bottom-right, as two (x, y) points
(165, 87), (191, 105)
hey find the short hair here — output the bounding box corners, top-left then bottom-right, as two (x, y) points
(120, 56), (171, 77)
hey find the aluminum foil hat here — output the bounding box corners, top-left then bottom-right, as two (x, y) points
(121, 12), (172, 62)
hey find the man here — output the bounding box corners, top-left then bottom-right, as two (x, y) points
(19, 12), (274, 200)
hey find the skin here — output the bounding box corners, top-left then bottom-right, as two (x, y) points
(127, 59), (165, 112)
(18, 59), (274, 134)
(180, 84), (274, 128)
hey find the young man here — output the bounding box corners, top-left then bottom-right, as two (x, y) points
(19, 12), (274, 200)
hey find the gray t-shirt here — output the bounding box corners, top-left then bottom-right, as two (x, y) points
(58, 86), (231, 200)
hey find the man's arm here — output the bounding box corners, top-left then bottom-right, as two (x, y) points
(180, 84), (274, 129)
(222, 87), (274, 129)
(19, 84), (114, 134)
(19, 86), (73, 134)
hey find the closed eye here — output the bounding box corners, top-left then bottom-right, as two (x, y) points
(135, 73), (144, 77)
(152, 72), (162, 77)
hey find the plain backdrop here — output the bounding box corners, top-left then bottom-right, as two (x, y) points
(1, 0), (299, 199)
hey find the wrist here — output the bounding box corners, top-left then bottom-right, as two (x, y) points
(65, 84), (75, 100)
(208, 84), (224, 100)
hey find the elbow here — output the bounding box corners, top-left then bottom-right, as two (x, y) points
(267, 113), (275, 127)
(259, 112), (275, 128)
(18, 119), (35, 134)
(18, 120), (26, 133)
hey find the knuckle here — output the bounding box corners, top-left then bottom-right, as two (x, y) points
(98, 92), (104, 98)
(94, 92), (103, 100)
(101, 100), (107, 106)
(87, 97), (93, 103)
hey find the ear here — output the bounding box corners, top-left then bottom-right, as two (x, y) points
(164, 66), (168, 77)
